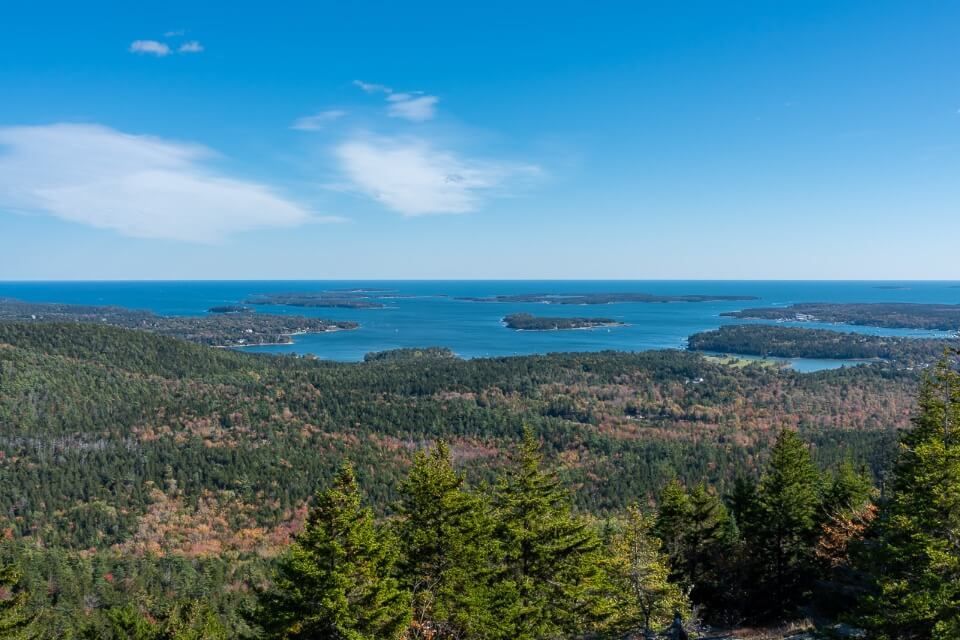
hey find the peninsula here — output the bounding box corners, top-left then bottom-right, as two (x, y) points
(0, 298), (357, 347)
(722, 302), (960, 331)
(688, 324), (957, 365)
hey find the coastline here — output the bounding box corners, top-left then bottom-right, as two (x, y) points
(216, 325), (352, 349)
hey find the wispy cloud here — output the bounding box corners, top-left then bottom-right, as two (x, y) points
(178, 40), (204, 54)
(353, 80), (391, 94)
(129, 40), (171, 57)
(164, 29), (185, 37)
(334, 135), (540, 215)
(0, 123), (329, 242)
(291, 110), (347, 131)
(353, 80), (439, 122)
(387, 94), (438, 122)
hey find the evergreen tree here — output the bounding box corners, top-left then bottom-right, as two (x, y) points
(746, 430), (823, 618)
(727, 475), (760, 534)
(822, 460), (874, 519)
(860, 361), (960, 639)
(683, 484), (739, 619)
(654, 480), (692, 581)
(255, 464), (410, 640)
(159, 601), (229, 640)
(491, 427), (607, 639)
(0, 564), (34, 638)
(395, 441), (498, 639)
(604, 505), (688, 636)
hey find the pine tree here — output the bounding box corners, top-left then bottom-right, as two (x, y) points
(491, 427), (607, 639)
(256, 464), (411, 640)
(604, 505), (688, 636)
(395, 441), (498, 639)
(860, 361), (960, 639)
(747, 430), (823, 618)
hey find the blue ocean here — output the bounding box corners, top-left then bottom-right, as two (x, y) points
(1, 281), (957, 371)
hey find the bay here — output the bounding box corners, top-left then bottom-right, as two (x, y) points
(0, 280), (956, 370)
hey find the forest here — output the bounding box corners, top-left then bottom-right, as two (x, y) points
(0, 322), (956, 638)
(688, 325), (957, 365)
(0, 299), (356, 347)
(722, 302), (960, 331)
(502, 313), (624, 331)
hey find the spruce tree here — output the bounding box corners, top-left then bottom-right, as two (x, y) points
(860, 361), (960, 639)
(395, 441), (498, 639)
(822, 460), (874, 519)
(604, 505), (688, 635)
(747, 430), (823, 618)
(683, 484), (739, 618)
(654, 479), (693, 581)
(491, 427), (606, 639)
(256, 464), (410, 640)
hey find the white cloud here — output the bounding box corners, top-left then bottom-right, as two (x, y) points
(353, 80), (439, 121)
(164, 29), (185, 37)
(129, 40), (171, 56)
(387, 95), (438, 122)
(178, 40), (204, 54)
(0, 123), (323, 242)
(353, 80), (391, 94)
(291, 110), (347, 131)
(334, 135), (540, 215)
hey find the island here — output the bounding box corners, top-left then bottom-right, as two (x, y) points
(363, 347), (457, 362)
(502, 313), (626, 331)
(245, 292), (386, 309)
(208, 305), (252, 314)
(688, 324), (957, 365)
(459, 292), (757, 304)
(722, 302), (960, 331)
(0, 298), (357, 347)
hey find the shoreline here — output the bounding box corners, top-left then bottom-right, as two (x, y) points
(215, 325), (354, 349)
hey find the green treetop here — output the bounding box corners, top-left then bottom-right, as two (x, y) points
(255, 464), (410, 640)
(746, 430), (823, 618)
(395, 441), (498, 639)
(491, 427), (607, 639)
(604, 504), (688, 635)
(860, 360), (960, 640)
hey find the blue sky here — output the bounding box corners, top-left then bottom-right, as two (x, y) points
(1, 1), (958, 279)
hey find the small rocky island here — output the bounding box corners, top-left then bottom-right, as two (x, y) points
(0, 298), (357, 347)
(503, 313), (625, 331)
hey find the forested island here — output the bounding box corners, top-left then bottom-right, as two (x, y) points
(723, 302), (960, 331)
(207, 305), (252, 313)
(688, 324), (958, 365)
(503, 312), (625, 330)
(458, 292), (758, 304)
(245, 291), (387, 309)
(0, 298), (356, 347)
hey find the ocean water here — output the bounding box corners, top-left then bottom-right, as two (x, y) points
(1, 281), (957, 370)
